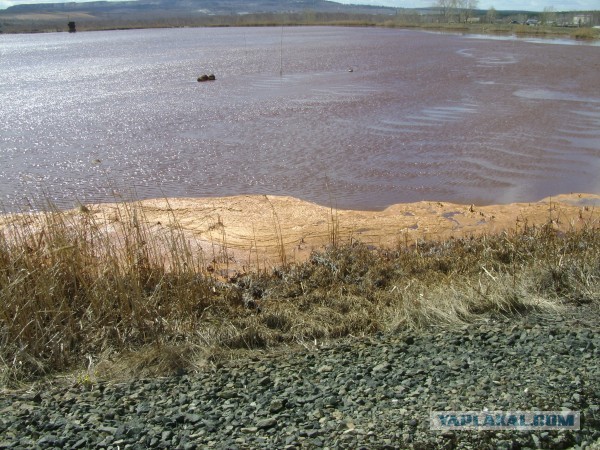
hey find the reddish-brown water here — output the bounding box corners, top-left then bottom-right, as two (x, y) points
(0, 27), (598, 211)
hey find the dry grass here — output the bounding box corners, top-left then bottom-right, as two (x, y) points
(0, 202), (212, 385)
(0, 201), (598, 387)
(513, 24), (575, 37)
(570, 27), (599, 40)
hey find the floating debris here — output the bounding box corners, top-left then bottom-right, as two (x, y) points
(198, 74), (216, 82)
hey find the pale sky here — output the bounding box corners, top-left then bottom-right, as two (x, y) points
(333, 0), (598, 11)
(0, 0), (597, 12)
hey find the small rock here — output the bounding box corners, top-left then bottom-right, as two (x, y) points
(256, 418), (277, 430)
(72, 439), (87, 449)
(258, 376), (271, 386)
(185, 414), (202, 424)
(218, 390), (238, 399)
(270, 399), (286, 413)
(98, 425), (118, 435)
(318, 365), (334, 373)
(372, 363), (391, 373)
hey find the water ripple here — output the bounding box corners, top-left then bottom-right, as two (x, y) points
(1, 27), (598, 211)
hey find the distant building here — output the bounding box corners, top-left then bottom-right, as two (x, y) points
(573, 15), (591, 26)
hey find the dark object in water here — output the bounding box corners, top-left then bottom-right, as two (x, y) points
(198, 74), (216, 82)
(68, 21), (76, 33)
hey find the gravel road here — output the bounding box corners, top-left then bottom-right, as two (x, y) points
(1, 305), (599, 449)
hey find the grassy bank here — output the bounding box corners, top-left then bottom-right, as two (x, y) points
(386, 21), (599, 40)
(1, 11), (598, 41)
(0, 201), (598, 387)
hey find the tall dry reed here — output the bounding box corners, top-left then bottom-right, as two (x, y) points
(1, 202), (598, 386)
(0, 202), (212, 384)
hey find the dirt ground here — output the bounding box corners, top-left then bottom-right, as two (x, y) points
(41, 192), (593, 276)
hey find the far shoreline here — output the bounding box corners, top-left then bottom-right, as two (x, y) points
(0, 15), (598, 42)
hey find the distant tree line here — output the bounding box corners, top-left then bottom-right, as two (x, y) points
(431, 2), (599, 26)
(435, 0), (479, 23)
(1, 8), (598, 34)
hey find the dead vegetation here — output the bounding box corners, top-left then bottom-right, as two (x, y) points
(0, 200), (598, 387)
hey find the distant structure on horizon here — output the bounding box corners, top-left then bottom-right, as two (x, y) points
(573, 14), (592, 26)
(68, 21), (76, 33)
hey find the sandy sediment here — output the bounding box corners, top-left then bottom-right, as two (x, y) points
(1, 193), (598, 275)
(78, 194), (600, 270)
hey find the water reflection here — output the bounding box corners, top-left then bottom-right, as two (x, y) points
(464, 32), (600, 47)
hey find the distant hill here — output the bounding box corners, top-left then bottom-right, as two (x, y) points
(3, 0), (397, 15)
(0, 0), (404, 32)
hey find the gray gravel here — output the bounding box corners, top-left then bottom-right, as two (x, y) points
(1, 305), (599, 449)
